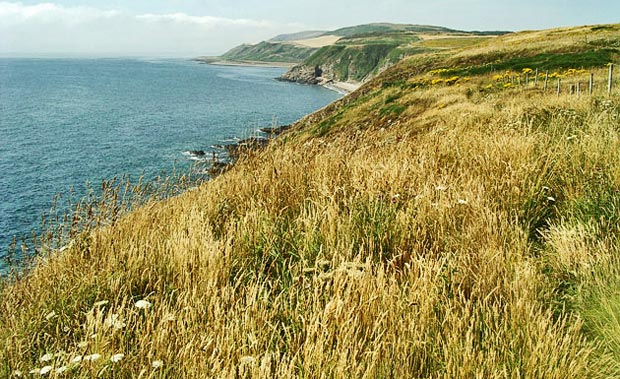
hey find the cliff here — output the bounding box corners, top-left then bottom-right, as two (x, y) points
(279, 42), (422, 84)
(221, 41), (316, 63)
(279, 28), (507, 85)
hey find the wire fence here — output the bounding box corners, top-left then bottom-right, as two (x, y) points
(495, 64), (618, 97)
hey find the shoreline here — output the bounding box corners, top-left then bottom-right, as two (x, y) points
(322, 81), (361, 95)
(194, 57), (297, 68)
(192, 57), (361, 95)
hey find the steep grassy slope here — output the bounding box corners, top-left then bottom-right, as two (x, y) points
(2, 24), (620, 378)
(220, 41), (317, 63)
(279, 29), (505, 84)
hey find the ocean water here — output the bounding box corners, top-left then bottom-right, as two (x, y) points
(0, 58), (340, 268)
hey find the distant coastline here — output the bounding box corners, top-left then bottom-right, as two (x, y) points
(193, 56), (296, 68)
(193, 56), (361, 94)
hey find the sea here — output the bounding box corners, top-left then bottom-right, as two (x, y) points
(0, 58), (340, 272)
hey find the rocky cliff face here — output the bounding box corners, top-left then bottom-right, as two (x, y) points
(279, 64), (332, 85)
(278, 43), (404, 85)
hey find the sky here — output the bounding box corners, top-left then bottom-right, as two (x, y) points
(0, 0), (618, 57)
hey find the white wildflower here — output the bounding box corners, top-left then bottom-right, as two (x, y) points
(457, 199), (468, 205)
(71, 355), (83, 364)
(135, 300), (152, 309)
(90, 333), (98, 339)
(55, 366), (67, 374)
(39, 366), (53, 375)
(110, 353), (124, 363)
(547, 196), (556, 202)
(152, 360), (164, 369)
(107, 314), (126, 330)
(435, 185), (447, 191)
(44, 311), (56, 321)
(77, 341), (88, 349)
(39, 353), (53, 362)
(84, 354), (101, 362)
(12, 370), (22, 377)
(29, 369), (39, 375)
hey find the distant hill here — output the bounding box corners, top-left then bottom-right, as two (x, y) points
(329, 23), (458, 37)
(280, 25), (509, 84)
(209, 23), (510, 83)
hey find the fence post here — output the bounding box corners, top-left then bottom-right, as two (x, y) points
(557, 78), (561, 96)
(609, 63), (614, 96)
(577, 82), (581, 96)
(535, 68), (539, 86)
(589, 73), (594, 95)
(544, 71), (549, 91)
(526, 73), (530, 87)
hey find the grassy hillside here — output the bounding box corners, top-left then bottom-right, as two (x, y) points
(221, 41), (317, 63)
(217, 23), (508, 69)
(280, 27), (507, 84)
(296, 31), (426, 82)
(2, 23), (620, 378)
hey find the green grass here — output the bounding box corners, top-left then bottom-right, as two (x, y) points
(306, 44), (399, 81)
(222, 41), (316, 63)
(434, 49), (620, 77)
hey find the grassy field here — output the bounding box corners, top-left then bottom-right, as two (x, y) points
(2, 24), (620, 378)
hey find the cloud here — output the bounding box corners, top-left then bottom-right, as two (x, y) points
(0, 2), (119, 25)
(0, 2), (287, 55)
(136, 13), (273, 29)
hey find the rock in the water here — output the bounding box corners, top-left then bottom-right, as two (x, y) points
(259, 125), (291, 135)
(225, 137), (269, 158)
(188, 150), (206, 156)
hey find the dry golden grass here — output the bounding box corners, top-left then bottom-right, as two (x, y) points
(452, 23), (620, 61)
(285, 35), (342, 48)
(2, 24), (620, 378)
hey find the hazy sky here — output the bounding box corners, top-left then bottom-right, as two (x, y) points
(1, 0), (618, 56)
